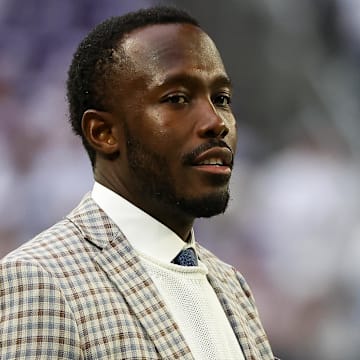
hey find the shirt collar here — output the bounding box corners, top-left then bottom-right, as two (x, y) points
(91, 182), (195, 263)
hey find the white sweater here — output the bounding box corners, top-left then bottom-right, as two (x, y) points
(140, 252), (244, 360)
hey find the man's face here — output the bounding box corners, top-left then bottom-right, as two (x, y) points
(111, 23), (237, 218)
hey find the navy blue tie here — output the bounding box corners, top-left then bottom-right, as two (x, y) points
(172, 247), (198, 266)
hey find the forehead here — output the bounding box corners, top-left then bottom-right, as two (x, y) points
(120, 23), (227, 86)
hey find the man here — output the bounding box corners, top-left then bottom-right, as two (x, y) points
(0, 6), (276, 359)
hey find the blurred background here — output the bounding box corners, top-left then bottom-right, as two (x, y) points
(1, 0), (360, 358)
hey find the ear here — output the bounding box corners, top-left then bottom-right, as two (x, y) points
(81, 109), (120, 156)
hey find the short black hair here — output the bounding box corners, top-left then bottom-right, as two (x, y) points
(66, 6), (200, 167)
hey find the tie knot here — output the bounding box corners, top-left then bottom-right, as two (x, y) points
(172, 247), (198, 266)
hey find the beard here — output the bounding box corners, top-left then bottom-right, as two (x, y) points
(124, 125), (230, 218)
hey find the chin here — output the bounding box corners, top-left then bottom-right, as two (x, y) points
(176, 189), (230, 218)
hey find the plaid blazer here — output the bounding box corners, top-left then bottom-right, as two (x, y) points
(0, 194), (275, 359)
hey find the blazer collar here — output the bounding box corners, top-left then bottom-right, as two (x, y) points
(67, 193), (194, 359)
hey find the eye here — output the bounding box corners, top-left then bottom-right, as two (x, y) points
(163, 94), (188, 104)
(213, 94), (231, 107)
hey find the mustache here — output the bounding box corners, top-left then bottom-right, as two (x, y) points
(182, 139), (234, 166)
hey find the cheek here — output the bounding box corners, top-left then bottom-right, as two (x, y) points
(230, 130), (237, 153)
(140, 119), (189, 156)
(227, 119), (238, 150)
(134, 109), (171, 142)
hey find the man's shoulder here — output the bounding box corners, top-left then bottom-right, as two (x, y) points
(196, 242), (254, 299)
(196, 242), (241, 284)
(0, 193), (98, 272)
(0, 217), (82, 271)
(196, 243), (233, 271)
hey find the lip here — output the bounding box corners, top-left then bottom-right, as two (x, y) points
(191, 164), (232, 175)
(190, 147), (233, 175)
(192, 147), (233, 167)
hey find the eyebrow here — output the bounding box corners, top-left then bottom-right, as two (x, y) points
(155, 72), (233, 90)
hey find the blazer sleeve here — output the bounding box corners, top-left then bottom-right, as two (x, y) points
(0, 259), (83, 359)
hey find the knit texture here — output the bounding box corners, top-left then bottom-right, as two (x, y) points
(140, 253), (245, 360)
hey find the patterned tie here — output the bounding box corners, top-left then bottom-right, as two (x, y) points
(172, 247), (198, 266)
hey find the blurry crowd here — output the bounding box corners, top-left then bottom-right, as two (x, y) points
(0, 0), (151, 253)
(1, 0), (360, 359)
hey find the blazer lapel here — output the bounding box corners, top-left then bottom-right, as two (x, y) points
(95, 236), (194, 360)
(68, 195), (194, 360)
(206, 272), (260, 360)
(197, 245), (262, 360)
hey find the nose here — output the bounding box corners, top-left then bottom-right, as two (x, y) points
(197, 100), (229, 139)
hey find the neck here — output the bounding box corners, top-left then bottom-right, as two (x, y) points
(128, 195), (195, 241)
(95, 176), (194, 241)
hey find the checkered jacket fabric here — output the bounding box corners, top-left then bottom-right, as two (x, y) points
(0, 193), (275, 359)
